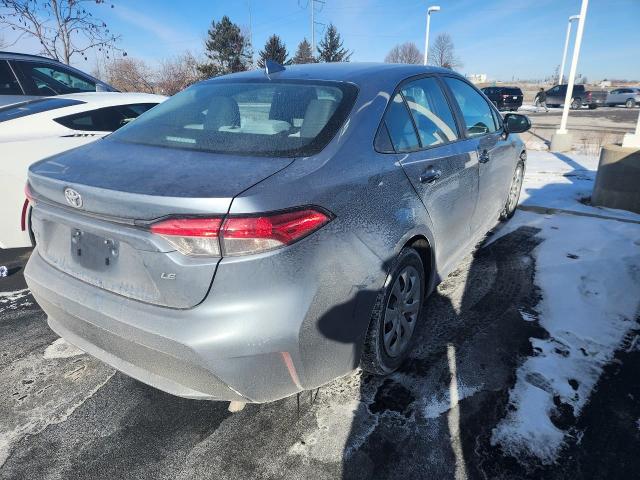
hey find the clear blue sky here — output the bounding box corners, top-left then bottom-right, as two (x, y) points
(6, 0), (639, 81)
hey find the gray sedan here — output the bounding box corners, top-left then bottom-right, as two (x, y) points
(605, 87), (640, 108)
(25, 63), (530, 404)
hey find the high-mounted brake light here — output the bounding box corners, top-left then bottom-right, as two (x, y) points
(148, 208), (331, 257)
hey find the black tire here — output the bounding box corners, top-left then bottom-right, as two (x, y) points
(626, 99), (636, 108)
(361, 247), (425, 375)
(500, 159), (525, 221)
(588, 104), (597, 110)
(570, 98), (581, 110)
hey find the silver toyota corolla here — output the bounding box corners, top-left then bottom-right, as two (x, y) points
(25, 63), (530, 403)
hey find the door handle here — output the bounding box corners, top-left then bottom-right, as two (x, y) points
(478, 149), (490, 163)
(419, 168), (442, 184)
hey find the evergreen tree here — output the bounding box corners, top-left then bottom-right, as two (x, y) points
(317, 24), (352, 63)
(291, 38), (316, 64)
(199, 16), (251, 77)
(258, 34), (289, 68)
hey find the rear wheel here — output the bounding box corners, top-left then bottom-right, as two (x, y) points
(570, 98), (581, 109)
(500, 160), (525, 220)
(588, 104), (598, 110)
(626, 99), (636, 108)
(361, 248), (425, 375)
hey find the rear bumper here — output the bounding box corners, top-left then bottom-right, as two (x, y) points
(25, 228), (383, 402)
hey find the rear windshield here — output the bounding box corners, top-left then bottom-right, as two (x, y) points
(0, 98), (85, 122)
(109, 79), (358, 157)
(502, 88), (522, 95)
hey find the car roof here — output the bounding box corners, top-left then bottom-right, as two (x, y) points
(0, 50), (57, 62)
(205, 62), (460, 88)
(51, 92), (167, 107)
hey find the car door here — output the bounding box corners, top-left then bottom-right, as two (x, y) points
(547, 85), (565, 105)
(378, 76), (479, 266)
(442, 76), (515, 234)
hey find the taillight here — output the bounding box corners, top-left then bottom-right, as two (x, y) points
(150, 217), (223, 256)
(149, 208), (331, 257)
(25, 183), (35, 203)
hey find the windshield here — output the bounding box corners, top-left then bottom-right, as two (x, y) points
(109, 79), (358, 157)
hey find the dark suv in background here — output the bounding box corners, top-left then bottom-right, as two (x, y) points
(481, 86), (523, 111)
(0, 51), (116, 107)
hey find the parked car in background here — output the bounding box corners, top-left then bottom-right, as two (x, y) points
(544, 84), (607, 109)
(24, 63), (531, 405)
(0, 92), (166, 249)
(481, 86), (523, 111)
(0, 51), (117, 107)
(605, 87), (640, 108)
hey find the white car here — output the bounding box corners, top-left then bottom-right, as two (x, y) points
(0, 92), (166, 249)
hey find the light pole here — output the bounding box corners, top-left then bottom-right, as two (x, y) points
(423, 5), (440, 66)
(550, 0), (589, 152)
(559, 15), (580, 84)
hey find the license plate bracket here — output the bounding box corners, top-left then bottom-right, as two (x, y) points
(71, 229), (119, 272)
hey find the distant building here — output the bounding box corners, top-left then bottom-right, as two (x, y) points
(599, 80), (612, 88)
(467, 73), (487, 84)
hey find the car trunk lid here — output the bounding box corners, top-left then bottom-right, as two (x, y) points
(28, 139), (294, 308)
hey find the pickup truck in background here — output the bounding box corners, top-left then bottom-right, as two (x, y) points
(544, 84), (608, 109)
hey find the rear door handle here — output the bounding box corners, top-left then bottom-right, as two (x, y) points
(419, 168), (442, 184)
(478, 149), (490, 163)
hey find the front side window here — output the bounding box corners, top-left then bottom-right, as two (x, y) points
(444, 77), (498, 137)
(54, 103), (158, 132)
(109, 80), (357, 157)
(401, 77), (458, 147)
(383, 93), (420, 152)
(15, 61), (96, 95)
(0, 61), (22, 95)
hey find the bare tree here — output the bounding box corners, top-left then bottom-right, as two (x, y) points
(384, 42), (422, 64)
(0, 0), (122, 65)
(428, 33), (463, 70)
(156, 52), (202, 96)
(102, 58), (155, 93)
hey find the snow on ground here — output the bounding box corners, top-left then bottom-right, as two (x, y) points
(490, 150), (640, 464)
(0, 289), (32, 314)
(521, 150), (640, 222)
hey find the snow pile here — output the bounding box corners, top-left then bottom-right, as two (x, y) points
(491, 211), (640, 464)
(43, 338), (85, 359)
(0, 288), (32, 314)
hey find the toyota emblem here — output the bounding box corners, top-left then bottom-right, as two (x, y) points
(64, 188), (83, 208)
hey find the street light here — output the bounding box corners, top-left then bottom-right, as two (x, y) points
(551, 0), (589, 152)
(423, 5), (441, 66)
(559, 15), (580, 84)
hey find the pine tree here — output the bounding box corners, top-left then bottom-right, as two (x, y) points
(291, 38), (316, 64)
(317, 24), (352, 63)
(199, 16), (252, 77)
(258, 34), (289, 68)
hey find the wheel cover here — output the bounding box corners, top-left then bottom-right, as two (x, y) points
(383, 265), (420, 358)
(507, 164), (524, 214)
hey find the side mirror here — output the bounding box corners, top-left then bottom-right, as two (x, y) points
(503, 113), (531, 134)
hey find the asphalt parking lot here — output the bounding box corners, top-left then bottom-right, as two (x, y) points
(2, 217), (640, 479)
(524, 105), (638, 135)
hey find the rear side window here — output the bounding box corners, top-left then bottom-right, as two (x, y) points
(109, 80), (358, 157)
(383, 93), (420, 152)
(0, 61), (22, 95)
(14, 61), (96, 95)
(444, 77), (498, 137)
(0, 98), (85, 122)
(54, 103), (158, 132)
(401, 77), (458, 147)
